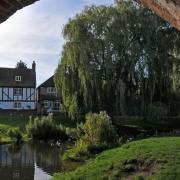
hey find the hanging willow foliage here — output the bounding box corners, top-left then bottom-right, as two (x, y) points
(54, 0), (180, 119)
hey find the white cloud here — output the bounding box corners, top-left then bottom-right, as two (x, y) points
(0, 0), (113, 86)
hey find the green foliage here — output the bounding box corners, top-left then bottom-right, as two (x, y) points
(7, 128), (22, 144)
(63, 112), (118, 161)
(53, 137), (180, 180)
(74, 111), (117, 156)
(65, 127), (80, 140)
(74, 139), (88, 155)
(16, 60), (27, 69)
(84, 111), (117, 146)
(55, 0), (180, 119)
(146, 102), (168, 122)
(26, 114), (68, 141)
(0, 115), (29, 144)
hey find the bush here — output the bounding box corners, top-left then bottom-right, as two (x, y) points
(62, 139), (90, 162)
(26, 114), (68, 141)
(64, 111), (118, 161)
(84, 111), (117, 146)
(74, 139), (88, 155)
(7, 128), (22, 144)
(65, 127), (79, 140)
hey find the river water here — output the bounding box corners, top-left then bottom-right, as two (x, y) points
(0, 142), (69, 180)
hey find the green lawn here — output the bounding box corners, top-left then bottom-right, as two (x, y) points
(0, 115), (29, 143)
(53, 137), (180, 180)
(0, 115), (29, 130)
(0, 114), (76, 144)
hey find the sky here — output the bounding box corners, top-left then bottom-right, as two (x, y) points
(0, 0), (114, 86)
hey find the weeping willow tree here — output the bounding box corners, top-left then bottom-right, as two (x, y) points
(55, 0), (180, 119)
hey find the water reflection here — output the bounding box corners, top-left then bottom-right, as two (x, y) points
(0, 142), (65, 180)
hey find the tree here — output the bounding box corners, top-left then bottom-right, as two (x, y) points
(55, 0), (180, 119)
(16, 60), (27, 69)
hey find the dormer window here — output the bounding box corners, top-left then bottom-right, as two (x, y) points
(15, 76), (22, 82)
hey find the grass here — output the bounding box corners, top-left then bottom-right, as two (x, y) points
(53, 137), (180, 180)
(0, 115), (29, 143)
(0, 114), (76, 144)
(0, 115), (29, 130)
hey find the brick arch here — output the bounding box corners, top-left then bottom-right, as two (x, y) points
(0, 0), (39, 24)
(139, 0), (180, 31)
(0, 0), (180, 31)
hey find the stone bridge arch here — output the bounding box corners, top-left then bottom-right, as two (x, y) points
(139, 0), (180, 31)
(0, 0), (179, 31)
(0, 0), (39, 24)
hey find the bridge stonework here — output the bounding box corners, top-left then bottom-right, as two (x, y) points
(0, 0), (39, 24)
(139, 0), (180, 31)
(0, 0), (179, 31)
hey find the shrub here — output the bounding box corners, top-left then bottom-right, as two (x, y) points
(65, 127), (79, 140)
(64, 111), (118, 161)
(74, 139), (88, 155)
(63, 139), (90, 162)
(7, 128), (22, 144)
(26, 114), (68, 141)
(84, 111), (117, 146)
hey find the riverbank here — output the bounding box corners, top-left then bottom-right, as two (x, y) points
(0, 115), (29, 144)
(0, 114), (76, 144)
(53, 136), (180, 180)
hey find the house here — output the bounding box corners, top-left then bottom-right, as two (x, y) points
(36, 76), (60, 114)
(0, 61), (36, 110)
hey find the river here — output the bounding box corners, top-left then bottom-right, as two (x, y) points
(0, 142), (70, 180)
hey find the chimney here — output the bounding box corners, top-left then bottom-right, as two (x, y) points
(32, 61), (36, 71)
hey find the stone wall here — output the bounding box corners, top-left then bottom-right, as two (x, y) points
(0, 0), (39, 24)
(139, 0), (180, 31)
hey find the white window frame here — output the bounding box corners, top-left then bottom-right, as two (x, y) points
(15, 76), (22, 82)
(14, 88), (22, 96)
(14, 102), (21, 109)
(47, 87), (56, 94)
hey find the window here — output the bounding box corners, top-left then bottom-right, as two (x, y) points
(14, 102), (21, 109)
(14, 88), (22, 96)
(15, 76), (22, 82)
(54, 101), (60, 110)
(47, 87), (56, 94)
(43, 100), (49, 108)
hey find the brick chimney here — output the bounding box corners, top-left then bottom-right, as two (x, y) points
(32, 61), (36, 71)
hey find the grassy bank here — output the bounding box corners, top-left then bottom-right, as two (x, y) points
(0, 115), (29, 143)
(53, 137), (180, 180)
(0, 114), (76, 144)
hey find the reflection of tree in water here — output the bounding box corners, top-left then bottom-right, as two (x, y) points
(0, 144), (34, 180)
(0, 142), (82, 179)
(28, 142), (65, 175)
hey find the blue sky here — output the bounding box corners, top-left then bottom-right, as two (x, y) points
(0, 0), (113, 86)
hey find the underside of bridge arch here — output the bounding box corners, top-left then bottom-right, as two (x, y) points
(139, 0), (180, 31)
(0, 0), (39, 24)
(0, 0), (179, 32)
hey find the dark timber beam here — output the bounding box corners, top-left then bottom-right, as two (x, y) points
(139, 0), (180, 31)
(0, 0), (39, 24)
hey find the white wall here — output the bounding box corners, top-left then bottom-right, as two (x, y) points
(0, 102), (36, 110)
(0, 87), (36, 110)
